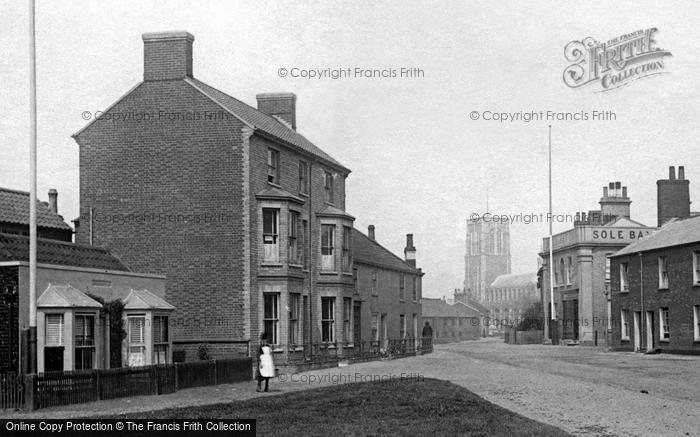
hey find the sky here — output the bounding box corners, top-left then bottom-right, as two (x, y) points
(1, 1), (699, 299)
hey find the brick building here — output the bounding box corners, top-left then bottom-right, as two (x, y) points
(462, 217), (510, 303)
(541, 182), (656, 345)
(353, 227), (423, 349)
(611, 167), (700, 354)
(73, 31), (422, 360)
(421, 298), (481, 343)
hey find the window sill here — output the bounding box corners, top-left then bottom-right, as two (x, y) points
(299, 192), (309, 198)
(320, 271), (338, 275)
(324, 201), (336, 208)
(261, 263), (283, 268)
(658, 287), (669, 291)
(660, 339), (670, 343)
(289, 263), (303, 269)
(620, 338), (630, 342)
(272, 347), (285, 353)
(341, 271), (353, 276)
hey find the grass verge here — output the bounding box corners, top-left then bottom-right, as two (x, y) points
(108, 378), (570, 436)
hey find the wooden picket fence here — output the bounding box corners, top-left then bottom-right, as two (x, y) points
(1, 357), (251, 411)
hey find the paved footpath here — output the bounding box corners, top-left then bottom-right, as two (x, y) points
(3, 339), (699, 437)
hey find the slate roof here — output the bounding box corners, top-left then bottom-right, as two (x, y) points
(422, 298), (481, 318)
(37, 284), (103, 308)
(0, 188), (72, 231)
(612, 215), (700, 257)
(490, 272), (538, 289)
(123, 289), (175, 310)
(186, 78), (350, 173)
(0, 233), (129, 271)
(351, 228), (419, 274)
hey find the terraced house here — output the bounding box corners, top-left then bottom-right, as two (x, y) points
(73, 31), (422, 361)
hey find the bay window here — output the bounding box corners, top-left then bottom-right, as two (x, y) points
(127, 316), (146, 367)
(74, 314), (95, 370)
(263, 209), (279, 263)
(263, 293), (279, 345)
(321, 297), (335, 343)
(153, 315), (169, 364)
(321, 224), (335, 271)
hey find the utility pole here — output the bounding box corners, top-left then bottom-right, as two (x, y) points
(28, 0), (38, 374)
(548, 125), (556, 344)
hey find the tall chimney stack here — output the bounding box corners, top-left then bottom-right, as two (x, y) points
(657, 165), (691, 227)
(256, 93), (297, 130)
(404, 233), (416, 267)
(142, 31), (194, 81)
(368, 225), (375, 241)
(48, 189), (58, 214)
(600, 181), (631, 223)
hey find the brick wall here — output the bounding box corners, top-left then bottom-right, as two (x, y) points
(0, 266), (19, 372)
(75, 80), (248, 357)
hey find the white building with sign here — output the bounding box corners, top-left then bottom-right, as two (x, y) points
(540, 182), (656, 346)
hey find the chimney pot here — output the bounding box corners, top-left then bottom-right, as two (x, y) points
(669, 166), (676, 180)
(368, 225), (375, 241)
(142, 31), (194, 81)
(679, 166), (685, 180)
(48, 188), (58, 214)
(622, 186), (627, 197)
(603, 187), (608, 197)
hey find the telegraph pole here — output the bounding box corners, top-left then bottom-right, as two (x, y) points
(548, 125), (556, 344)
(28, 0), (38, 374)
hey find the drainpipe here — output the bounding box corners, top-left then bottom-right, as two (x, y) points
(639, 252), (644, 352)
(308, 160), (315, 358)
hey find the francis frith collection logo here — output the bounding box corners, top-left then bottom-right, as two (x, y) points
(563, 28), (672, 91)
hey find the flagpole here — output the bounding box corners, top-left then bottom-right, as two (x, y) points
(28, 0), (38, 374)
(548, 125), (556, 341)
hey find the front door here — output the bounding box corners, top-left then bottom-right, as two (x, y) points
(380, 314), (388, 349)
(633, 312), (641, 351)
(562, 299), (579, 340)
(645, 311), (654, 351)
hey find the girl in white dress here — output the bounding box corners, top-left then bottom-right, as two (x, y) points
(256, 332), (275, 392)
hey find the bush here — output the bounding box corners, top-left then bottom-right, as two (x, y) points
(515, 302), (544, 331)
(197, 344), (211, 361)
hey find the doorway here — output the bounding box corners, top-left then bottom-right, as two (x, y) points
(633, 311), (641, 351)
(562, 299), (579, 340)
(380, 314), (387, 350)
(353, 303), (361, 345)
(645, 311), (654, 351)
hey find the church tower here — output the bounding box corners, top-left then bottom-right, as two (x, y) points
(463, 218), (511, 302)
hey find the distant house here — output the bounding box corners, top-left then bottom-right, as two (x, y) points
(0, 188), (72, 242)
(421, 298), (481, 343)
(0, 187), (172, 373)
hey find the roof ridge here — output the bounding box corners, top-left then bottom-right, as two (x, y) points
(0, 187), (31, 196)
